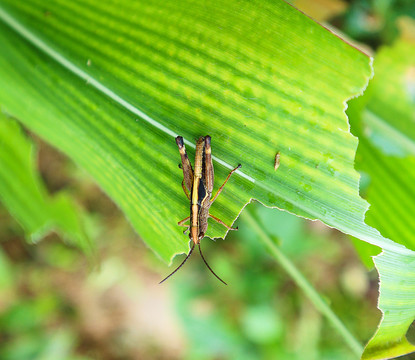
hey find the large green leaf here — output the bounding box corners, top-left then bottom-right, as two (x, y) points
(347, 39), (415, 360)
(0, 0), (373, 260)
(0, 114), (91, 251)
(2, 1), (415, 356)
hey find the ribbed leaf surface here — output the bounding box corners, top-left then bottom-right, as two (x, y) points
(0, 0), (376, 262)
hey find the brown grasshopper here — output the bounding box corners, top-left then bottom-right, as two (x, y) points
(160, 136), (241, 285)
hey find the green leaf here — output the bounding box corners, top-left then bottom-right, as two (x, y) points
(347, 38), (415, 360)
(0, 114), (91, 252)
(3, 1), (415, 356)
(363, 250), (415, 360)
(363, 41), (415, 157)
(0, 0), (374, 261)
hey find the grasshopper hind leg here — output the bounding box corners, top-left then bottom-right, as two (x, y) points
(181, 180), (191, 200)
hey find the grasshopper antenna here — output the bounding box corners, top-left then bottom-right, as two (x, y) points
(159, 243), (196, 284)
(198, 243), (227, 285)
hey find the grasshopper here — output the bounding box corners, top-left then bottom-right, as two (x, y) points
(160, 136), (241, 285)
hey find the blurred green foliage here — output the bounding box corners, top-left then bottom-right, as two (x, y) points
(171, 203), (378, 359)
(0, 115), (92, 253)
(335, 0), (415, 47)
(0, 194), (379, 359)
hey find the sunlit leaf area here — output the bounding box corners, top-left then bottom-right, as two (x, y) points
(1, 0), (415, 359)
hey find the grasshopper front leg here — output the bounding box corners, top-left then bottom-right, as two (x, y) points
(178, 216), (190, 234)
